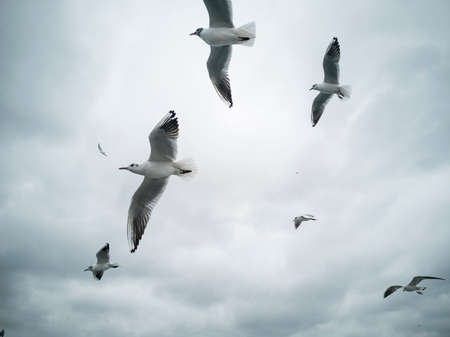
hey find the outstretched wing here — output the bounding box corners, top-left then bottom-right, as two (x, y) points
(203, 0), (234, 28)
(127, 177), (169, 253)
(96, 243), (110, 264)
(149, 111), (179, 161)
(207, 46), (233, 108)
(384, 285), (402, 298)
(323, 37), (340, 84)
(409, 276), (445, 286)
(311, 92), (333, 127)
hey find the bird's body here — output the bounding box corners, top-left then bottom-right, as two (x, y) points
(120, 111), (195, 253)
(190, 0), (255, 107)
(84, 243), (119, 280)
(310, 37), (351, 127)
(384, 276), (445, 298)
(293, 214), (316, 229)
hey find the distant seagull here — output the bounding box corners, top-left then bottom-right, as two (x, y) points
(0, 328), (4, 337)
(293, 214), (316, 229)
(190, 0), (256, 107)
(84, 243), (119, 280)
(384, 276), (445, 298)
(119, 111), (195, 253)
(97, 143), (107, 156)
(310, 37), (352, 127)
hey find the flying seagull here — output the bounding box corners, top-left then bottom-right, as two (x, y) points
(97, 143), (107, 156)
(309, 37), (352, 127)
(190, 0), (256, 107)
(293, 214), (316, 229)
(119, 111), (195, 253)
(84, 243), (119, 280)
(384, 276), (445, 298)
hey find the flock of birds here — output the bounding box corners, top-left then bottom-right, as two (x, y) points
(2, 1), (445, 336)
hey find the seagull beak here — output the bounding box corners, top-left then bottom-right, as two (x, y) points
(83, 268), (89, 271)
(309, 87), (314, 90)
(118, 167), (128, 170)
(189, 32), (196, 36)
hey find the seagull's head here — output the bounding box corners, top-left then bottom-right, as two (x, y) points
(190, 28), (203, 37)
(119, 163), (140, 173)
(310, 84), (318, 91)
(84, 266), (93, 272)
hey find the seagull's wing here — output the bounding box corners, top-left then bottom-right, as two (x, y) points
(94, 271), (104, 280)
(311, 92), (333, 127)
(96, 243), (110, 264)
(384, 285), (402, 298)
(323, 37), (340, 84)
(98, 143), (107, 156)
(409, 276), (445, 286)
(149, 111), (179, 161)
(203, 0), (234, 28)
(294, 219), (302, 229)
(207, 46), (233, 107)
(127, 177), (169, 253)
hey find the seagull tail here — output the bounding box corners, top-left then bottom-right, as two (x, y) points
(339, 85), (352, 99)
(109, 263), (119, 268)
(237, 22), (256, 46)
(173, 158), (197, 180)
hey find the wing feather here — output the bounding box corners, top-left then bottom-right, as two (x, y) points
(311, 93), (333, 127)
(149, 111), (179, 161)
(409, 276), (445, 286)
(127, 177), (169, 253)
(203, 0), (234, 28)
(96, 243), (110, 264)
(323, 37), (340, 84)
(207, 46), (233, 107)
(384, 285), (402, 298)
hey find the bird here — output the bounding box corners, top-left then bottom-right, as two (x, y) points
(0, 328), (4, 337)
(190, 0), (256, 108)
(97, 143), (107, 156)
(119, 111), (195, 253)
(384, 276), (445, 298)
(84, 243), (119, 280)
(293, 214), (316, 229)
(310, 37), (352, 127)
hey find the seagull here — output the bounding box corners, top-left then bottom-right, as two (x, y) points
(119, 111), (195, 253)
(190, 0), (256, 108)
(384, 276), (445, 298)
(97, 143), (107, 156)
(84, 243), (119, 280)
(0, 328), (4, 337)
(310, 37), (352, 127)
(293, 214), (316, 229)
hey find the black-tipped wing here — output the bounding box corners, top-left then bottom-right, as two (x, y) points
(127, 177), (169, 253)
(203, 0), (234, 28)
(96, 243), (110, 264)
(149, 111), (179, 161)
(311, 93), (333, 127)
(409, 276), (445, 286)
(384, 285), (402, 298)
(207, 46), (233, 107)
(94, 271), (104, 280)
(323, 37), (340, 84)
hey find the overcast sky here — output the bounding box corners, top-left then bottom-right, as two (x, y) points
(1, 1), (450, 336)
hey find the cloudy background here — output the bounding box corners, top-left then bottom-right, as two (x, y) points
(1, 0), (450, 336)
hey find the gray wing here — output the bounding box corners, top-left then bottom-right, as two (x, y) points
(409, 276), (445, 286)
(96, 243), (110, 264)
(203, 0), (234, 28)
(311, 93), (333, 127)
(127, 177), (169, 253)
(294, 218), (302, 229)
(323, 37), (340, 84)
(384, 285), (402, 298)
(149, 111), (179, 161)
(207, 46), (233, 107)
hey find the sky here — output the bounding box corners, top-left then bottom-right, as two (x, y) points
(1, 0), (450, 336)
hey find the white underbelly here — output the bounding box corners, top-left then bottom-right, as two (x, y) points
(144, 162), (175, 179)
(201, 28), (241, 46)
(317, 83), (340, 94)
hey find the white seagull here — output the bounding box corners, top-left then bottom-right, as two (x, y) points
(84, 243), (119, 280)
(97, 143), (107, 156)
(384, 276), (445, 298)
(119, 111), (195, 253)
(310, 37), (352, 127)
(190, 0), (256, 107)
(293, 214), (316, 229)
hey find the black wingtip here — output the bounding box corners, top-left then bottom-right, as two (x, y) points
(333, 36), (338, 41)
(169, 110), (175, 116)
